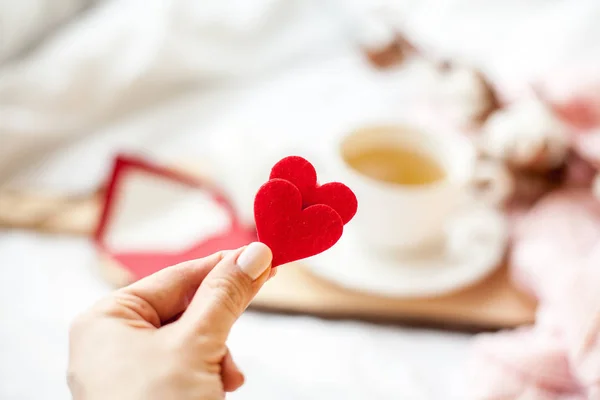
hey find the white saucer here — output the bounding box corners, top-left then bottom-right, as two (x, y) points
(304, 205), (508, 298)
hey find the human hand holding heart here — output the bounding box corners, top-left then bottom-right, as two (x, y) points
(254, 156), (358, 267)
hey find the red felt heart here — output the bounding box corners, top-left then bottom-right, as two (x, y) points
(269, 156), (357, 224)
(254, 178), (344, 267)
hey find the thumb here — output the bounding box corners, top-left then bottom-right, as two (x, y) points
(178, 242), (272, 341)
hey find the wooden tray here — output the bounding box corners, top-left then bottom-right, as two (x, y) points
(3, 155), (536, 331)
(252, 261), (536, 331)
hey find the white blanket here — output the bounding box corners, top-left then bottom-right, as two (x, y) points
(1, 0), (599, 398)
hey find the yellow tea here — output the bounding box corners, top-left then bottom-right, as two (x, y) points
(345, 146), (445, 186)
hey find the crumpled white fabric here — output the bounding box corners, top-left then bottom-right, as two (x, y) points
(0, 0), (97, 63)
(3, 0), (600, 188)
(0, 0), (351, 184)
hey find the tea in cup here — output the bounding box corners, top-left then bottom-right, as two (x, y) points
(329, 123), (476, 252)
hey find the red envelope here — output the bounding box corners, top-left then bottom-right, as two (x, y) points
(94, 155), (256, 286)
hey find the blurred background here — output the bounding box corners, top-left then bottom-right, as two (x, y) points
(1, 0), (600, 399)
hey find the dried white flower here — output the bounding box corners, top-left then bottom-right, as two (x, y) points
(436, 65), (497, 127)
(480, 97), (569, 171)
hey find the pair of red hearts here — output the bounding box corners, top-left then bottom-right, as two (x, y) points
(254, 156), (358, 267)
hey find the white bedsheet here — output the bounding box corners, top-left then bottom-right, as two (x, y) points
(1, 1), (599, 399)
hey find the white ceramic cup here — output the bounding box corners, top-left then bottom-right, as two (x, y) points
(326, 122), (476, 253)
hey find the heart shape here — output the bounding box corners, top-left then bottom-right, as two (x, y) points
(254, 178), (344, 267)
(269, 156), (358, 224)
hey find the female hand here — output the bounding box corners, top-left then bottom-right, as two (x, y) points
(67, 243), (273, 400)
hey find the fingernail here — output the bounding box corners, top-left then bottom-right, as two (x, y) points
(236, 242), (272, 280)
